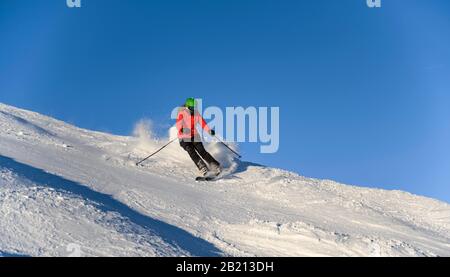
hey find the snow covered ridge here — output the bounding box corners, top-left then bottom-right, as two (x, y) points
(0, 102), (449, 257)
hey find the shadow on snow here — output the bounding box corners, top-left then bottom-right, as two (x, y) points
(0, 155), (222, 257)
(0, 251), (30, 257)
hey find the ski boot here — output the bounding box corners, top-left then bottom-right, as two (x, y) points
(209, 163), (222, 177)
(199, 166), (209, 177)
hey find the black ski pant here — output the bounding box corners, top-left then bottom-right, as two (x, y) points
(180, 140), (220, 171)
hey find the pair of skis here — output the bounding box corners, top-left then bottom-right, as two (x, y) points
(196, 166), (234, 182)
(195, 176), (218, 182)
(195, 170), (223, 182)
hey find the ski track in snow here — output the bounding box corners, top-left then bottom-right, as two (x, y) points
(0, 102), (449, 257)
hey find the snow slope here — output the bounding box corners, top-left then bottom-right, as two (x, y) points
(0, 102), (449, 257)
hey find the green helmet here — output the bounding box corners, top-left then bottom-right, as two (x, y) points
(185, 97), (196, 109)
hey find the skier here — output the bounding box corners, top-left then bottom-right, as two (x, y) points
(177, 98), (222, 177)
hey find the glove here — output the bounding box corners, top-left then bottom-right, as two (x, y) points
(209, 129), (215, 136)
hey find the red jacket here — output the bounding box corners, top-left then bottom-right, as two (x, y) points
(176, 107), (211, 139)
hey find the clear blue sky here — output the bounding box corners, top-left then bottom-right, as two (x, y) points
(1, 0), (449, 202)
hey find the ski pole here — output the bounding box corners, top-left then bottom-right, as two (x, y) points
(135, 138), (177, 166)
(214, 135), (242, 159)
